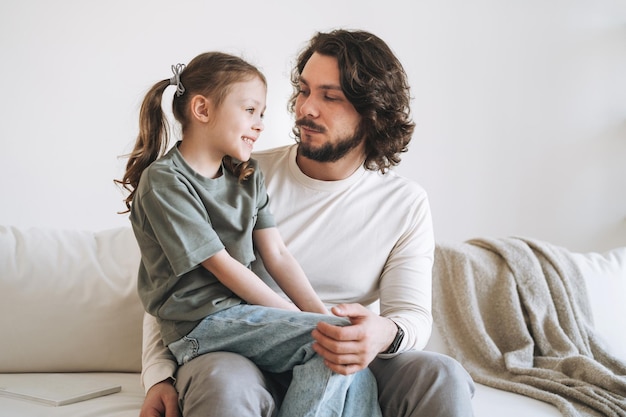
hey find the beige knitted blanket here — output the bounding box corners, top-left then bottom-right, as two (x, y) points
(433, 237), (626, 417)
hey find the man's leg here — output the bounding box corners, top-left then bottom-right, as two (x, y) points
(175, 351), (279, 417)
(369, 351), (475, 417)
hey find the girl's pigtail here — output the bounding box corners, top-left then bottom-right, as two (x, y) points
(223, 156), (254, 183)
(115, 79), (171, 213)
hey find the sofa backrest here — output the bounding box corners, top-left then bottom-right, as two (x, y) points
(0, 226), (143, 373)
(2, 225), (624, 373)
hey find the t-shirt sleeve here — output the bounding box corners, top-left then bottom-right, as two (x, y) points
(140, 183), (225, 277)
(253, 168), (276, 231)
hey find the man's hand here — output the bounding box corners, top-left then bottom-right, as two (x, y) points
(311, 303), (398, 375)
(140, 379), (181, 417)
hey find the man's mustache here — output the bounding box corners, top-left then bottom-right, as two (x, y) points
(296, 119), (326, 134)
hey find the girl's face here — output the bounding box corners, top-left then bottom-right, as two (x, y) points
(209, 76), (266, 163)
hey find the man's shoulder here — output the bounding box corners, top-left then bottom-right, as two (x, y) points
(253, 144), (294, 173)
(253, 144), (293, 162)
(364, 169), (428, 198)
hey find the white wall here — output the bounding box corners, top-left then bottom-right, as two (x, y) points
(1, 0), (625, 252)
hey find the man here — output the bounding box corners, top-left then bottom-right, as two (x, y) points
(140, 29), (475, 417)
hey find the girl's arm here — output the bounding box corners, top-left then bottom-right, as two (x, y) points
(201, 249), (299, 312)
(253, 227), (329, 315)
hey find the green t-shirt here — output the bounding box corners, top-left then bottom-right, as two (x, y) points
(130, 143), (276, 345)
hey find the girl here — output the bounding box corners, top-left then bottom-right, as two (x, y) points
(116, 52), (381, 417)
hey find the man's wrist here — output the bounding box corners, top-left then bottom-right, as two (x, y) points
(147, 377), (175, 393)
(142, 362), (177, 394)
(381, 320), (405, 354)
(159, 377), (175, 386)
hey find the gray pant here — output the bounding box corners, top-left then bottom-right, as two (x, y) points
(175, 348), (475, 416)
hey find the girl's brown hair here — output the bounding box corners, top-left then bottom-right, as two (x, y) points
(115, 52), (266, 212)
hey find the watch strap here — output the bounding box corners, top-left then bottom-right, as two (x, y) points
(382, 321), (405, 354)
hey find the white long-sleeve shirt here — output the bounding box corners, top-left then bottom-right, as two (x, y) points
(141, 144), (435, 392)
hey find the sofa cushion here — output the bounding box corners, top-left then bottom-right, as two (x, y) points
(0, 226), (143, 373)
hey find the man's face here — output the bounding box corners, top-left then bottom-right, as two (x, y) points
(294, 52), (363, 162)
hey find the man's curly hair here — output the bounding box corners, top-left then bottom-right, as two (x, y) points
(288, 29), (415, 174)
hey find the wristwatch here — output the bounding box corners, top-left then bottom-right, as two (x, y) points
(382, 321), (405, 354)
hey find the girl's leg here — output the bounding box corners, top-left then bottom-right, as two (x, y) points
(169, 305), (377, 417)
(168, 305), (346, 372)
(268, 362), (382, 417)
(279, 364), (382, 417)
(277, 355), (353, 417)
(341, 368), (382, 417)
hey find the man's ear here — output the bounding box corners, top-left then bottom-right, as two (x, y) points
(190, 95), (212, 123)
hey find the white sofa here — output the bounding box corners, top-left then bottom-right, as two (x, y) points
(1, 225), (624, 417)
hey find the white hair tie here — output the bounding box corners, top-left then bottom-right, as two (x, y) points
(169, 63), (186, 97)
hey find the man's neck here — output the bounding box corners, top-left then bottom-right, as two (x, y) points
(295, 146), (365, 181)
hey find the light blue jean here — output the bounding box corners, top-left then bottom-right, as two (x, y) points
(167, 304), (382, 417)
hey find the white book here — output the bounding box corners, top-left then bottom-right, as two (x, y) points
(0, 373), (121, 406)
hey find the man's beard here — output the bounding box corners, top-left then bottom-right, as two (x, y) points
(296, 119), (363, 163)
